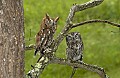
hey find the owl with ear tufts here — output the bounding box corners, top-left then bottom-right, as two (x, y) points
(35, 14), (59, 56)
(66, 32), (84, 78)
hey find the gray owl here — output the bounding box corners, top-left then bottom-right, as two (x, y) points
(66, 32), (84, 78)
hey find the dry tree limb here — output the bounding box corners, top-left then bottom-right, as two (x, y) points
(49, 57), (109, 78)
(66, 0), (104, 23)
(51, 0), (104, 52)
(26, 48), (55, 78)
(72, 19), (120, 28)
(26, 54), (50, 78)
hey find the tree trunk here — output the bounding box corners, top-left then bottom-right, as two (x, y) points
(0, 0), (24, 78)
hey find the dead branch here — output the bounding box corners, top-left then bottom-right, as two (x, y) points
(72, 19), (120, 28)
(52, 0), (105, 51)
(50, 57), (109, 78)
(51, 0), (119, 52)
(66, 0), (104, 23)
(26, 55), (49, 78)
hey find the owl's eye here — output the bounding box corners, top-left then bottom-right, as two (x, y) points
(49, 19), (54, 26)
(75, 34), (79, 39)
(67, 36), (72, 40)
(45, 19), (49, 26)
(46, 19), (56, 26)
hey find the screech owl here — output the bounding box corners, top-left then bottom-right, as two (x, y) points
(66, 32), (84, 78)
(35, 14), (59, 56)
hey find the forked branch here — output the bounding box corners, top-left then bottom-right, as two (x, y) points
(66, 0), (104, 23)
(51, 0), (119, 52)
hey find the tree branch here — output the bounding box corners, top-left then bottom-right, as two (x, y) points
(26, 49), (54, 78)
(26, 55), (49, 78)
(72, 19), (120, 28)
(66, 0), (104, 23)
(50, 57), (109, 78)
(51, 0), (104, 52)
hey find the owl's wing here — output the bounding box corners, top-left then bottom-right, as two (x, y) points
(66, 48), (74, 61)
(80, 41), (84, 51)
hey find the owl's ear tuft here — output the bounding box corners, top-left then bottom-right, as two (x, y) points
(54, 17), (59, 22)
(45, 13), (50, 20)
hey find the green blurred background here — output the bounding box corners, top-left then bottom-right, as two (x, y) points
(24, 0), (120, 78)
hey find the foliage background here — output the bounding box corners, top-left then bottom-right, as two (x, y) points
(24, 0), (120, 78)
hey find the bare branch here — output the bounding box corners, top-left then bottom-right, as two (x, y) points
(26, 55), (49, 78)
(50, 57), (109, 78)
(72, 19), (120, 28)
(51, 0), (104, 51)
(26, 49), (54, 78)
(66, 0), (104, 23)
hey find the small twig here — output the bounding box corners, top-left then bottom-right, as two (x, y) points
(49, 57), (109, 78)
(25, 44), (35, 50)
(72, 19), (120, 28)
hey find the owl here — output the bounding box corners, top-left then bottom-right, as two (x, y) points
(66, 32), (84, 78)
(35, 14), (59, 56)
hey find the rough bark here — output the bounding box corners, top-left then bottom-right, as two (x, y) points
(0, 0), (24, 78)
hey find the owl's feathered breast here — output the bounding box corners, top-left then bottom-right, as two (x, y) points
(66, 32), (84, 62)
